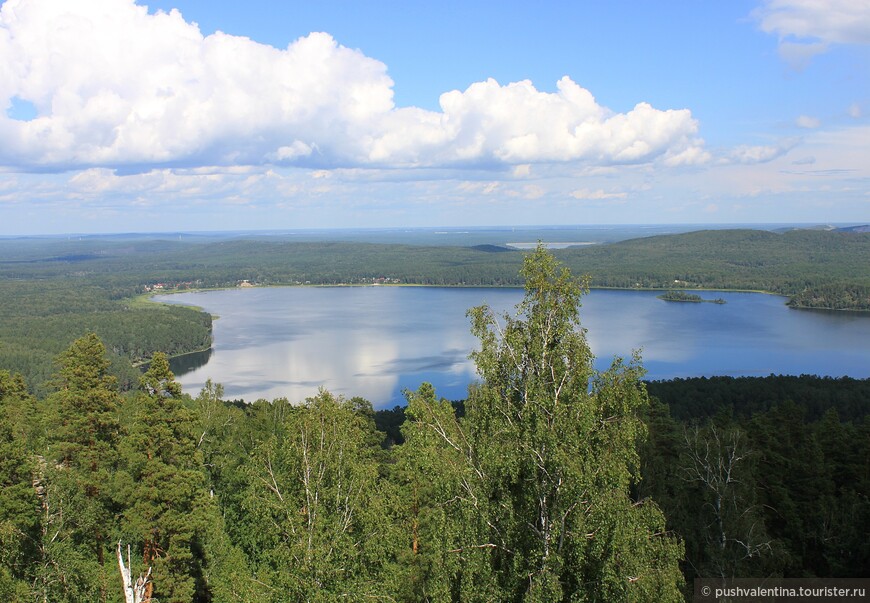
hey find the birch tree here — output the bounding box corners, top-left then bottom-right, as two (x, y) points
(408, 244), (684, 602)
(239, 390), (395, 601)
(682, 423), (771, 579)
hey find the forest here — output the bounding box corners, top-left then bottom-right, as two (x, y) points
(0, 246), (867, 602)
(1, 227), (868, 394)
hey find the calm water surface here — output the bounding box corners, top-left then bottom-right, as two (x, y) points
(154, 287), (870, 407)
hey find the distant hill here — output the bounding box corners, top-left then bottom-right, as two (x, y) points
(469, 244), (515, 253)
(837, 224), (870, 233)
(770, 224), (870, 234)
(556, 228), (870, 310)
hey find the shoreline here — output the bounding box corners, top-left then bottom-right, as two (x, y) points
(133, 344), (213, 369)
(142, 283), (868, 314)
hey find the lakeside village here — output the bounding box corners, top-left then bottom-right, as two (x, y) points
(142, 275), (402, 292)
(143, 277), (717, 294)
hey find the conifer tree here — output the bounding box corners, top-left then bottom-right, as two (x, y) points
(396, 383), (499, 602)
(0, 371), (40, 599)
(39, 334), (123, 602)
(117, 352), (211, 602)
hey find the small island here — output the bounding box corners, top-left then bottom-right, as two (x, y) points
(658, 290), (726, 304)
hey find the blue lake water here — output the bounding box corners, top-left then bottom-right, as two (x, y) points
(154, 287), (870, 407)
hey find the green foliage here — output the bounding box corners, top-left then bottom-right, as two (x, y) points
(658, 290), (725, 304)
(48, 333), (121, 466)
(32, 460), (113, 603)
(396, 383), (494, 602)
(559, 229), (870, 308)
(0, 371), (40, 598)
(640, 378), (870, 586)
(232, 390), (399, 601)
(0, 339), (865, 601)
(0, 280), (210, 396)
(680, 421), (776, 579)
(34, 335), (125, 601)
(401, 245), (684, 602)
(646, 375), (870, 423)
(787, 283), (870, 310)
(114, 353), (213, 602)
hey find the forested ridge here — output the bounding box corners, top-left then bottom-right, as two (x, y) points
(1, 228), (868, 393)
(5, 228), (867, 295)
(1, 248), (866, 602)
(560, 229), (870, 309)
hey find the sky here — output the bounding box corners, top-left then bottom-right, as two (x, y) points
(0, 0), (868, 234)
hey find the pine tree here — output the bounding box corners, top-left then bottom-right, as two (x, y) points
(39, 334), (123, 602)
(0, 371), (40, 599)
(395, 382), (499, 602)
(117, 352), (211, 603)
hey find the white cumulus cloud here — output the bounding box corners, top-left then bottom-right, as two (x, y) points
(0, 0), (707, 172)
(0, 0), (394, 169)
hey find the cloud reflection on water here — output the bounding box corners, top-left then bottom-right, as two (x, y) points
(155, 287), (870, 406)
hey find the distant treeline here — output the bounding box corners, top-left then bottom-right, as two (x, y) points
(3, 229), (869, 298)
(558, 229), (870, 309)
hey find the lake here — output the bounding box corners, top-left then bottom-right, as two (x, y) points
(154, 287), (870, 407)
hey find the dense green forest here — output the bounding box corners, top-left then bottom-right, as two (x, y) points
(1, 228), (868, 392)
(641, 376), (870, 582)
(1, 247), (866, 602)
(0, 280), (211, 397)
(5, 228), (867, 297)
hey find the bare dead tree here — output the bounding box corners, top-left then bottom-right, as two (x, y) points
(683, 424), (772, 578)
(117, 541), (152, 603)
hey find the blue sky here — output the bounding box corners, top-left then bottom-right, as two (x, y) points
(0, 0), (868, 234)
